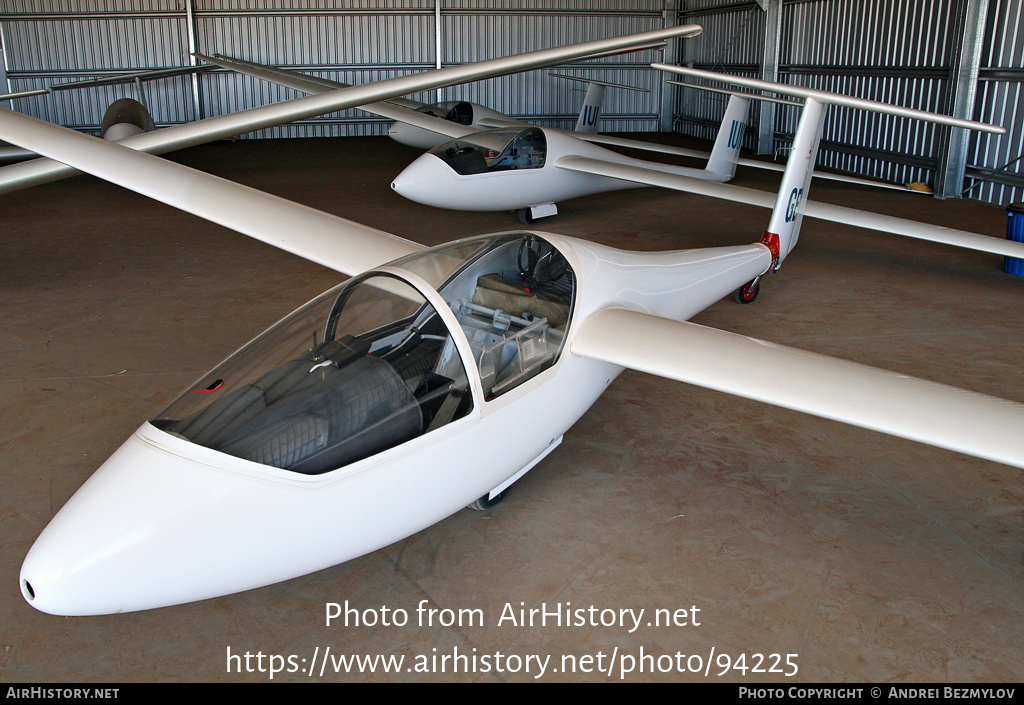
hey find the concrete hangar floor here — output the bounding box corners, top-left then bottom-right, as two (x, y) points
(2, 133), (1022, 682)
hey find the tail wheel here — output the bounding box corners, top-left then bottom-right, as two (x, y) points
(468, 489), (508, 511)
(734, 278), (760, 304)
(518, 208), (536, 225)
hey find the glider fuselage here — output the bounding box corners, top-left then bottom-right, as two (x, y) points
(19, 231), (770, 615)
(386, 101), (512, 150)
(390, 127), (718, 213)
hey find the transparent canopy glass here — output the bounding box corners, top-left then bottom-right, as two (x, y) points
(152, 233), (577, 474)
(152, 274), (473, 474)
(416, 101), (474, 126)
(429, 127), (547, 176)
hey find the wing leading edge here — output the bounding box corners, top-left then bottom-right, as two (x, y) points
(196, 53), (475, 141)
(0, 107), (420, 275)
(0, 23), (702, 196)
(572, 307), (1024, 471)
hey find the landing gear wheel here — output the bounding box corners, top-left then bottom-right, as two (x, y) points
(468, 489), (508, 511)
(734, 278), (760, 304)
(518, 208), (536, 225)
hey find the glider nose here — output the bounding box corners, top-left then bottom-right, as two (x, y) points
(18, 428), (238, 616)
(386, 121), (424, 149)
(391, 154), (448, 208)
(20, 547), (81, 616)
(387, 122), (446, 150)
(386, 121), (409, 145)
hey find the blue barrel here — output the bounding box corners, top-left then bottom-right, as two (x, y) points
(1006, 203), (1024, 276)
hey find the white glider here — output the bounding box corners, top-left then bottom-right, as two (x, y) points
(199, 51), (747, 223)
(3, 52), (1022, 618)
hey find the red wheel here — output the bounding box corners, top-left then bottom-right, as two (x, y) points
(734, 279), (760, 304)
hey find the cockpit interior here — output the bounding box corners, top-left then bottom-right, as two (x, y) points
(417, 100), (474, 126)
(429, 127), (547, 176)
(151, 234), (575, 475)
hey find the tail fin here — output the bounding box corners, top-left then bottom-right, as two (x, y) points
(574, 82), (606, 133)
(654, 64), (1005, 270)
(761, 95), (825, 266)
(549, 74), (649, 134)
(704, 93), (750, 181)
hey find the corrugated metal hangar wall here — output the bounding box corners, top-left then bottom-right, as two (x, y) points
(677, 0), (1024, 206)
(0, 0), (1021, 205)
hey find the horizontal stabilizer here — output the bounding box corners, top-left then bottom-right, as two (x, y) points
(556, 155), (1024, 259)
(199, 53), (427, 111)
(667, 79), (802, 106)
(476, 117), (539, 130)
(662, 77), (909, 188)
(565, 130), (711, 158)
(567, 130), (912, 191)
(573, 307), (1024, 471)
(548, 73), (649, 92)
(655, 65), (1006, 135)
